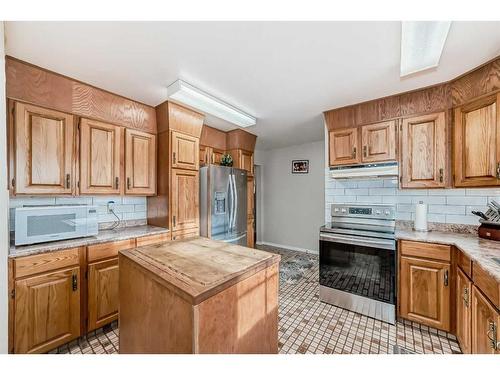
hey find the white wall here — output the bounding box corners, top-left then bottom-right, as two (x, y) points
(258, 141), (325, 253)
(0, 22), (9, 353)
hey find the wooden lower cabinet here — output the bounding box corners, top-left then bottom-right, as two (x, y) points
(471, 285), (500, 354)
(171, 168), (199, 232)
(87, 258), (119, 332)
(247, 217), (255, 248)
(456, 267), (472, 353)
(14, 266), (80, 354)
(399, 256), (450, 331)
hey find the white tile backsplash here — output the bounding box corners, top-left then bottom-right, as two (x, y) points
(324, 172), (500, 226)
(9, 195), (148, 229)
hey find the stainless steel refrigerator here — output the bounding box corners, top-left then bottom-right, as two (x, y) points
(200, 165), (247, 245)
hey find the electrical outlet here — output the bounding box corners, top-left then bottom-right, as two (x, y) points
(107, 201), (115, 214)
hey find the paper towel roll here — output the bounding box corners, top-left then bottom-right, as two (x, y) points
(414, 201), (428, 232)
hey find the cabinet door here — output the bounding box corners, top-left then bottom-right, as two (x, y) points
(200, 145), (209, 166)
(88, 258), (119, 332)
(171, 169), (199, 231)
(399, 256), (450, 331)
(329, 128), (360, 166)
(456, 268), (472, 354)
(171, 131), (199, 170)
(14, 102), (75, 195)
(454, 94), (500, 187)
(361, 120), (396, 163)
(80, 118), (122, 194)
(247, 217), (255, 248)
(247, 177), (255, 219)
(240, 150), (254, 176)
(471, 285), (500, 354)
(211, 148), (225, 165)
(125, 129), (156, 195)
(401, 112), (446, 188)
(14, 267), (80, 353)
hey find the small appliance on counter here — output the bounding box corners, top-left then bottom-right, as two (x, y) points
(473, 200), (500, 241)
(13, 205), (98, 245)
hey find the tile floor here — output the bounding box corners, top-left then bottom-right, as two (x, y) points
(52, 246), (461, 354)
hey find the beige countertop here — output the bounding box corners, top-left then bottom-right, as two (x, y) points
(120, 236), (281, 304)
(396, 229), (500, 282)
(9, 225), (169, 258)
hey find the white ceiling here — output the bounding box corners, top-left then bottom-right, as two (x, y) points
(5, 21), (500, 149)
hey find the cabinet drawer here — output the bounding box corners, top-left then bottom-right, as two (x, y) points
(87, 239), (136, 262)
(14, 247), (80, 278)
(171, 228), (199, 241)
(136, 232), (171, 247)
(473, 263), (500, 309)
(457, 248), (472, 278)
(400, 240), (451, 262)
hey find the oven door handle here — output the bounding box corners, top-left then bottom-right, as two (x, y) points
(320, 233), (395, 250)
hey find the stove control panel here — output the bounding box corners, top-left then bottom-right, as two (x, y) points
(331, 204), (395, 220)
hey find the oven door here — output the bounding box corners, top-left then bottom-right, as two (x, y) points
(319, 232), (396, 305)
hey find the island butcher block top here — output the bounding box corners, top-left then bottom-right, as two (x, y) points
(120, 236), (281, 304)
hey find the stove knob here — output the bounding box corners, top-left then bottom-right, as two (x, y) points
(375, 210), (381, 215)
(385, 210), (391, 216)
(334, 208), (339, 213)
(341, 208), (347, 213)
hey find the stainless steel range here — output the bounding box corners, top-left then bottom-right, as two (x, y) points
(319, 203), (396, 324)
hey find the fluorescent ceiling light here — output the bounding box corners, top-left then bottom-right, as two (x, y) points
(400, 21), (451, 77)
(167, 80), (256, 128)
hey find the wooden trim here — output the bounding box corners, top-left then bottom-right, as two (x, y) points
(400, 240), (451, 262)
(6, 56), (156, 133)
(457, 248), (472, 278)
(8, 259), (15, 353)
(136, 232), (171, 247)
(13, 247), (81, 279)
(472, 262), (500, 309)
(87, 239), (136, 263)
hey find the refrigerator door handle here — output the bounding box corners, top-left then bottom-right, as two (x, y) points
(228, 172), (235, 231)
(232, 174), (238, 231)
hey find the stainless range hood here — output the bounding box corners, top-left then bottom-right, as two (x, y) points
(329, 162), (398, 179)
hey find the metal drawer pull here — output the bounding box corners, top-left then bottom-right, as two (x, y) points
(486, 321), (498, 350)
(444, 270), (448, 286)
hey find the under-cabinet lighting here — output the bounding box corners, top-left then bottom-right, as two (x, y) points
(167, 80), (256, 128)
(400, 21), (451, 77)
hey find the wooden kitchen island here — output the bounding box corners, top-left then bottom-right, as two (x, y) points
(118, 237), (281, 354)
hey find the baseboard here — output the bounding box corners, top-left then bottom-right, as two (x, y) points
(256, 241), (318, 255)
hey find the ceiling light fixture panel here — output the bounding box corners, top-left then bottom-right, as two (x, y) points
(167, 79), (256, 128)
(400, 21), (452, 77)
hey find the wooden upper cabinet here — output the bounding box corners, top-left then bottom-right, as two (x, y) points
(87, 258), (119, 332)
(329, 128), (359, 166)
(238, 150), (254, 176)
(13, 102), (75, 195)
(200, 145), (209, 166)
(125, 129), (156, 195)
(14, 266), (80, 354)
(80, 118), (122, 195)
(171, 169), (199, 232)
(171, 131), (199, 171)
(471, 285), (500, 354)
(401, 112), (446, 188)
(247, 177), (255, 219)
(360, 120), (396, 163)
(399, 256), (450, 331)
(211, 148), (224, 165)
(454, 93), (500, 187)
(456, 268), (472, 354)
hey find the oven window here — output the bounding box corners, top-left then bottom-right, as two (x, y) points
(319, 240), (395, 304)
(27, 214), (77, 236)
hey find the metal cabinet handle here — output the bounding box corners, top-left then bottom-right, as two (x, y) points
(352, 147), (357, 159)
(363, 145), (367, 157)
(463, 287), (469, 307)
(173, 215), (176, 227)
(72, 274), (78, 292)
(66, 174), (70, 189)
(115, 177), (119, 189)
(497, 162), (500, 179)
(444, 270), (449, 286)
(173, 152), (176, 164)
(127, 177), (131, 190)
(439, 168), (444, 183)
(487, 321), (498, 350)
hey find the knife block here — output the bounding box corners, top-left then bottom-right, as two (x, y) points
(478, 224), (500, 241)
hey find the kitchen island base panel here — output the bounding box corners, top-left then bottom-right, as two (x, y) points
(119, 253), (279, 354)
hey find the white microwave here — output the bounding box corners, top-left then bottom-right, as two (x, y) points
(14, 205), (99, 246)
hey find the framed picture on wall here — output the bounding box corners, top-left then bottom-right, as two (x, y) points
(292, 160), (309, 174)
